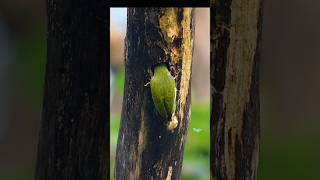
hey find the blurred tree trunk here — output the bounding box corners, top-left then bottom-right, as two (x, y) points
(114, 8), (194, 180)
(35, 1), (108, 180)
(210, 0), (263, 179)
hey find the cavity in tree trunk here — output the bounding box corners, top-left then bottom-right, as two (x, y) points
(114, 8), (194, 180)
(210, 0), (263, 179)
(35, 1), (108, 180)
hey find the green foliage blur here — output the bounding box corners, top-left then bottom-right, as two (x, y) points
(0, 24), (46, 180)
(15, 29), (46, 105)
(110, 69), (210, 180)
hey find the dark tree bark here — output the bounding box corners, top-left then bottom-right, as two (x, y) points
(210, 0), (263, 179)
(35, 1), (108, 180)
(114, 8), (194, 180)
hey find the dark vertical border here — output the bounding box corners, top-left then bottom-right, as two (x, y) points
(107, 6), (111, 179)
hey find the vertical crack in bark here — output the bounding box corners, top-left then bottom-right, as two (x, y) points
(211, 0), (232, 179)
(225, 0), (260, 179)
(211, 0), (261, 179)
(133, 97), (148, 179)
(179, 8), (193, 127)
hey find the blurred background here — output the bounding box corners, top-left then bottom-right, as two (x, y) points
(0, 1), (46, 179)
(0, 3), (319, 180)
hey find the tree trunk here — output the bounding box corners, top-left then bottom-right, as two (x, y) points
(35, 1), (108, 180)
(114, 8), (194, 180)
(210, 0), (263, 179)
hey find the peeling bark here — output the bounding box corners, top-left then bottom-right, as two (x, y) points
(35, 1), (108, 180)
(114, 8), (194, 180)
(210, 0), (263, 179)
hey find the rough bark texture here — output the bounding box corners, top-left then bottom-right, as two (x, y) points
(35, 1), (108, 180)
(114, 8), (194, 180)
(210, 0), (262, 179)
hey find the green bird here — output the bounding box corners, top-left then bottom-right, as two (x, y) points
(150, 64), (176, 118)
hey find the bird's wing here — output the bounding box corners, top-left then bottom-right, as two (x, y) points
(164, 75), (176, 116)
(150, 76), (168, 117)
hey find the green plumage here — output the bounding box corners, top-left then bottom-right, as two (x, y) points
(150, 65), (176, 118)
